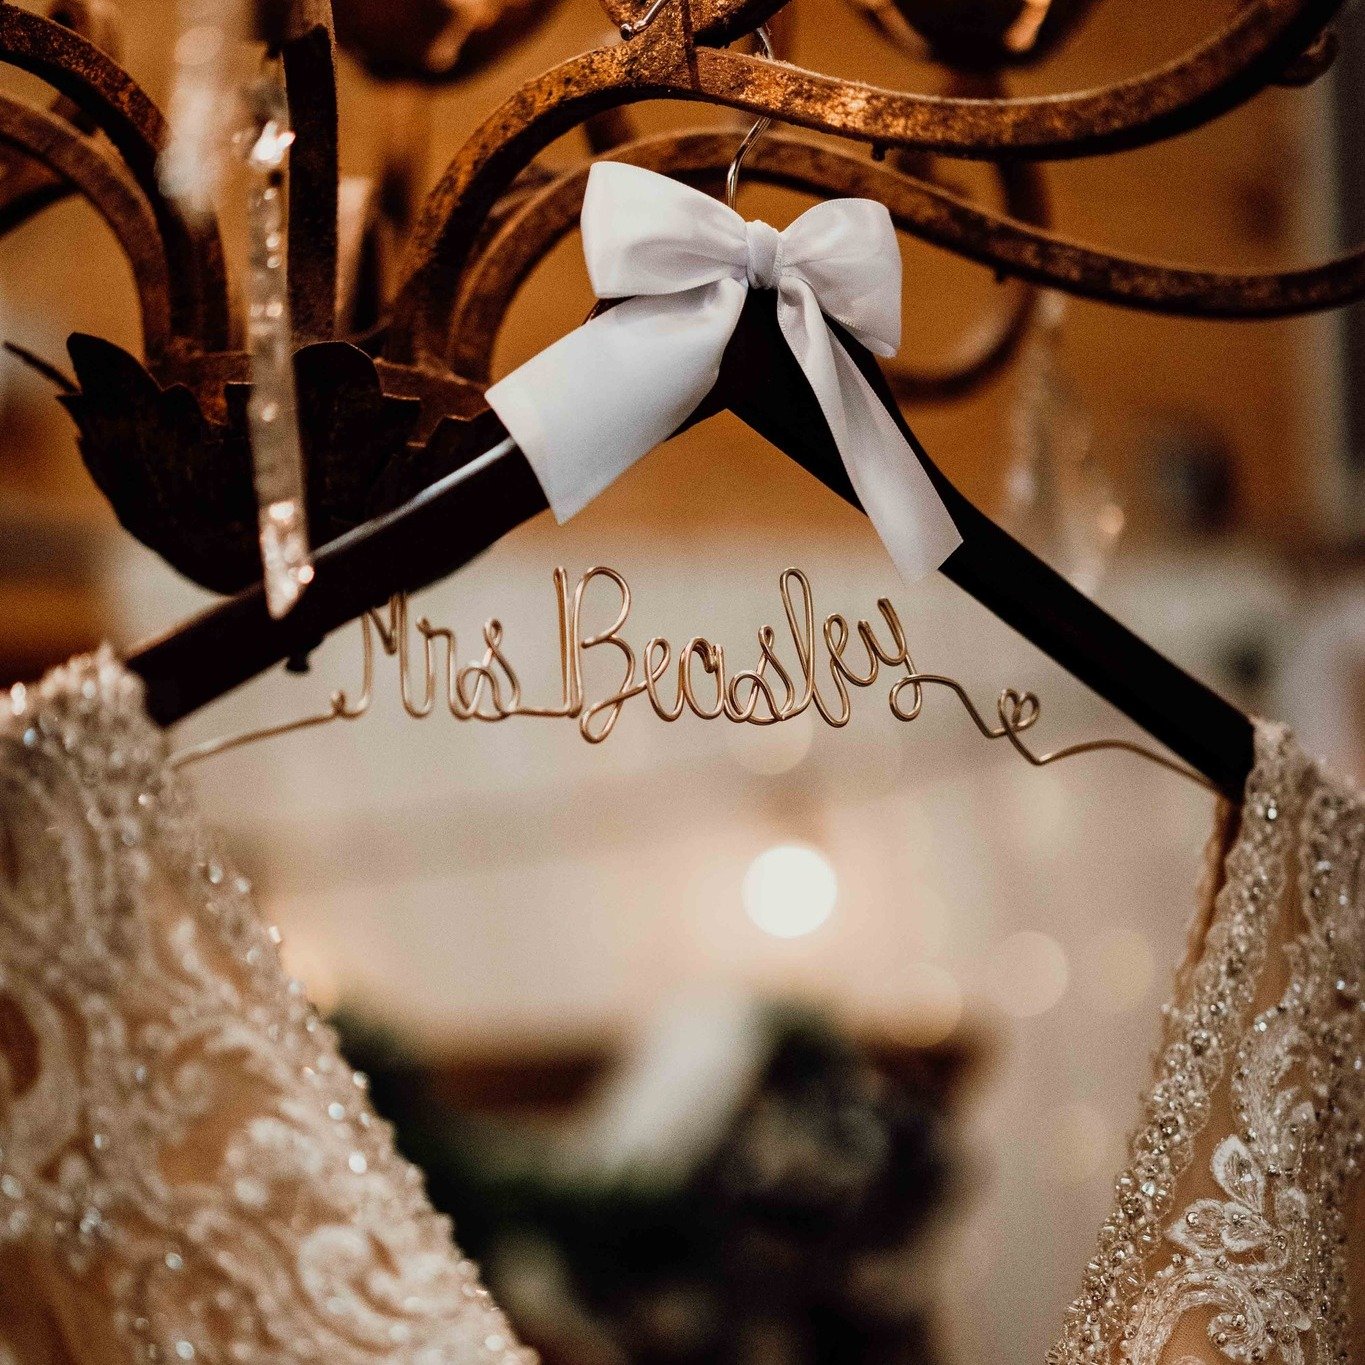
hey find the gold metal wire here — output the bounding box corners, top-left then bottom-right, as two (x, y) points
(170, 604), (380, 767)
(171, 566), (1214, 793)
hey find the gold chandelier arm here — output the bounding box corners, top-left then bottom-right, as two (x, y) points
(0, 2), (229, 351)
(604, 0), (789, 45)
(282, 0), (340, 344)
(390, 0), (1338, 364)
(444, 129), (1365, 398)
(0, 93), (172, 359)
(0, 150), (72, 238)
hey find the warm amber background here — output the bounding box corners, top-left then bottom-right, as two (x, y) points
(0, 1), (1360, 1360)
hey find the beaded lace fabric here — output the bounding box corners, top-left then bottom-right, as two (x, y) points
(0, 652), (532, 1364)
(1051, 722), (1365, 1365)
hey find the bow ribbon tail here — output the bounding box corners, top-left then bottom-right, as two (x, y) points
(776, 283), (962, 582)
(487, 280), (748, 521)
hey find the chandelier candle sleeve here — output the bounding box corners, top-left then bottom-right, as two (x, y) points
(485, 163), (962, 583)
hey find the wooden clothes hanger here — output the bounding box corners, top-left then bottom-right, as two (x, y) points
(1, 0), (1273, 796)
(124, 12), (1255, 797)
(124, 234), (1255, 804)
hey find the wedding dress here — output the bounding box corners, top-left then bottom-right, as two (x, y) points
(0, 651), (531, 1364)
(1051, 722), (1365, 1365)
(2, 652), (1364, 1364)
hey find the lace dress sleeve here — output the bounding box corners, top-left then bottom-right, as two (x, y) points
(0, 651), (532, 1365)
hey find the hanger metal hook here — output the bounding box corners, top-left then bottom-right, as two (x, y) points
(725, 25), (775, 212)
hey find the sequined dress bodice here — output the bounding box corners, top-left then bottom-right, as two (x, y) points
(2, 655), (1365, 1364)
(0, 652), (531, 1363)
(1051, 723), (1365, 1364)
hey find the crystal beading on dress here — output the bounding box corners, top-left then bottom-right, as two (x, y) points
(1051, 723), (1365, 1365)
(0, 650), (533, 1363)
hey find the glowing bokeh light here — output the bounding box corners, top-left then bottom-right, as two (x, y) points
(985, 930), (1069, 1018)
(743, 844), (838, 939)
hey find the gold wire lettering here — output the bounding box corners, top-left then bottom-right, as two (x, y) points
(168, 566), (1213, 792)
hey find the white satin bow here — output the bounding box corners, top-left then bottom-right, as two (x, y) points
(486, 161), (962, 581)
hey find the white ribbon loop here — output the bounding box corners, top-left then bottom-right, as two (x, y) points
(744, 219), (782, 289)
(486, 161), (962, 581)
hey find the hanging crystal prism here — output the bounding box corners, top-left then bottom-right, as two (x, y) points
(238, 63), (312, 618)
(1003, 293), (1125, 596)
(162, 10), (312, 614)
(159, 0), (246, 218)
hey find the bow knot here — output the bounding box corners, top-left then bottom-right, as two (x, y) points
(744, 219), (782, 290)
(486, 162), (961, 582)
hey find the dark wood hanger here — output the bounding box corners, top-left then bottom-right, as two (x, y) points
(126, 287), (1255, 800)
